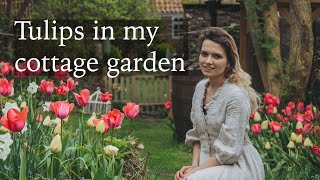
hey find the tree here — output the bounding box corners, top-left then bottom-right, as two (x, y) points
(244, 0), (314, 101)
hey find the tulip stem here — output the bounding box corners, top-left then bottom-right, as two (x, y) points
(110, 127), (114, 145)
(51, 154), (54, 180)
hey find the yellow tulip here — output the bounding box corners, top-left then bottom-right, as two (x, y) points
(103, 145), (119, 157)
(49, 135), (62, 153)
(303, 138), (313, 147)
(296, 134), (303, 143)
(265, 142), (271, 150)
(9, 87), (14, 97)
(0, 126), (10, 133)
(86, 113), (96, 127)
(54, 123), (61, 135)
(287, 141), (295, 149)
(290, 133), (297, 142)
(43, 116), (51, 126)
(272, 107), (277, 114)
(261, 120), (269, 130)
(296, 122), (303, 129)
(20, 101), (27, 108)
(96, 120), (105, 134)
(253, 112), (261, 122)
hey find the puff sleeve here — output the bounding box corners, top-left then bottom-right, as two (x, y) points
(212, 90), (250, 165)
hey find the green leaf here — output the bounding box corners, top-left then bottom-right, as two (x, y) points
(93, 167), (105, 180)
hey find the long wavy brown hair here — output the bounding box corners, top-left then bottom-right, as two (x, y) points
(199, 27), (260, 111)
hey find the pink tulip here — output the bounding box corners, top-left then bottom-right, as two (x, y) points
(287, 102), (295, 110)
(50, 101), (74, 119)
(123, 102), (140, 119)
(269, 122), (281, 133)
(306, 104), (313, 111)
(39, 80), (54, 94)
(54, 65), (69, 79)
(0, 62), (14, 75)
(100, 91), (112, 102)
(61, 77), (78, 91)
(74, 89), (90, 107)
(282, 106), (293, 116)
(13, 62), (28, 78)
(0, 78), (14, 96)
(265, 105), (274, 114)
(295, 113), (305, 123)
(297, 102), (304, 112)
(304, 110), (314, 121)
(36, 114), (43, 123)
(276, 113), (283, 121)
(101, 109), (124, 128)
(264, 93), (280, 107)
(303, 123), (312, 134)
(55, 84), (69, 96)
(0, 107), (28, 132)
(251, 124), (261, 134)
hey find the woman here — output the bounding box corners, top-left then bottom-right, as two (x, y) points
(175, 27), (265, 180)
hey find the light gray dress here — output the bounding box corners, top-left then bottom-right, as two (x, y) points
(185, 78), (265, 180)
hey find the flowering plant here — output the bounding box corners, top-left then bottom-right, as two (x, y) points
(249, 93), (320, 179)
(0, 61), (147, 179)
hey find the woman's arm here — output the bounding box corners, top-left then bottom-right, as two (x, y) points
(191, 142), (201, 166)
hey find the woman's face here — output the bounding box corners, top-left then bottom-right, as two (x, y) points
(199, 39), (229, 79)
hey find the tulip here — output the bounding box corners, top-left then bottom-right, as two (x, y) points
(265, 105), (274, 114)
(103, 145), (119, 157)
(287, 102), (295, 110)
(0, 107), (28, 132)
(95, 120), (106, 134)
(297, 102), (304, 111)
(304, 110), (314, 121)
(251, 124), (261, 134)
(0, 62), (14, 75)
(312, 145), (320, 157)
(275, 113), (283, 121)
(313, 106), (317, 114)
(9, 87), (14, 97)
(65, 77), (78, 91)
(43, 116), (51, 126)
(27, 82), (39, 95)
(290, 132), (297, 142)
(0, 126), (10, 133)
(282, 117), (289, 124)
(123, 102), (140, 120)
(303, 123), (312, 134)
(50, 101), (74, 119)
(287, 141), (295, 149)
(261, 120), (269, 130)
(13, 62), (28, 78)
(39, 80), (54, 94)
(264, 93), (273, 105)
(304, 137), (313, 147)
(269, 122), (281, 133)
(253, 112), (261, 122)
(306, 104), (313, 111)
(296, 134), (303, 143)
(296, 128), (304, 135)
(55, 84), (69, 96)
(20, 101), (27, 108)
(26, 60), (41, 76)
(36, 114), (43, 123)
(86, 113), (96, 127)
(265, 142), (271, 149)
(100, 91), (112, 102)
(0, 78), (14, 96)
(295, 113), (305, 123)
(282, 106), (293, 117)
(101, 109), (124, 128)
(54, 123), (62, 135)
(296, 121), (303, 129)
(51, 118), (62, 125)
(74, 89), (90, 107)
(164, 101), (172, 110)
(54, 65), (69, 79)
(49, 135), (62, 153)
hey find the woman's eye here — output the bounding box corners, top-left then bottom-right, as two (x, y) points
(214, 55), (222, 59)
(201, 52), (208, 57)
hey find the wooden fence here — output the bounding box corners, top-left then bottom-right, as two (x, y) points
(0, 0), (33, 19)
(104, 73), (172, 114)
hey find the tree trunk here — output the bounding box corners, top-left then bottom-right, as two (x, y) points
(244, 0), (282, 96)
(288, 0), (313, 101)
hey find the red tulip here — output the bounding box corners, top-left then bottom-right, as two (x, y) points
(282, 106), (293, 116)
(0, 107), (28, 132)
(100, 91), (112, 102)
(306, 104), (313, 111)
(49, 101), (74, 119)
(282, 117), (289, 124)
(54, 65), (69, 79)
(312, 145), (320, 157)
(269, 122), (281, 133)
(74, 89), (90, 107)
(265, 105), (275, 114)
(101, 109), (124, 128)
(65, 77), (78, 91)
(55, 84), (69, 96)
(164, 101), (172, 110)
(264, 93), (280, 107)
(304, 110), (314, 121)
(39, 80), (54, 94)
(13, 62), (28, 78)
(251, 124), (261, 134)
(276, 113), (283, 121)
(123, 102), (140, 119)
(303, 123), (312, 134)
(0, 62), (14, 75)
(26, 60), (42, 76)
(295, 113), (305, 123)
(296, 128), (304, 135)
(287, 102), (295, 110)
(0, 78), (14, 96)
(297, 102), (304, 112)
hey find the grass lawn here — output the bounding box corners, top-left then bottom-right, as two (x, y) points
(67, 113), (192, 180)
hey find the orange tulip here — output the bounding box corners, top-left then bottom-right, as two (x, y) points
(49, 101), (74, 119)
(123, 102), (140, 119)
(74, 89), (90, 107)
(0, 107), (28, 132)
(101, 109), (124, 128)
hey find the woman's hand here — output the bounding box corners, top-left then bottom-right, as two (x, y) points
(182, 166), (199, 179)
(175, 165), (197, 180)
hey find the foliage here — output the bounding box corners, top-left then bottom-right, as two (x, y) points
(155, 42), (175, 60)
(249, 93), (320, 179)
